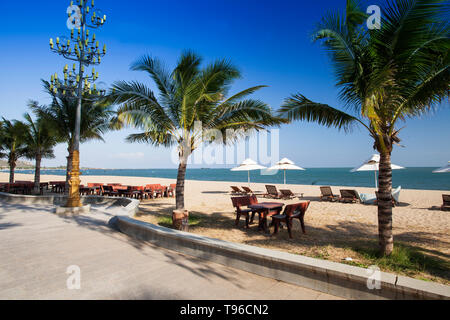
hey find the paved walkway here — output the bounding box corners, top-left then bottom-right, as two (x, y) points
(0, 202), (340, 300)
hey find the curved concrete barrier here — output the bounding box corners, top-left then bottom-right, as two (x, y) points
(110, 215), (450, 300)
(0, 192), (140, 216)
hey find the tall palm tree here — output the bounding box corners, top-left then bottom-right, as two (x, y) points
(22, 110), (58, 193)
(108, 51), (284, 209)
(0, 118), (29, 184)
(33, 81), (115, 188)
(279, 0), (449, 255)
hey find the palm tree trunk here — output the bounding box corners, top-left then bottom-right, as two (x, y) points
(176, 162), (187, 210)
(34, 154), (42, 194)
(66, 146), (73, 194)
(9, 159), (15, 184)
(377, 151), (394, 256)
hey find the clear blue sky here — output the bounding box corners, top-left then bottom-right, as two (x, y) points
(0, 0), (448, 169)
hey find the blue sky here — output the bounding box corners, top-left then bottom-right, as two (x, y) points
(0, 0), (448, 169)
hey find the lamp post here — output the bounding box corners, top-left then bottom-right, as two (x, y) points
(49, 0), (107, 207)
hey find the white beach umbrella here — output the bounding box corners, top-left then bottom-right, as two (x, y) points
(433, 161), (450, 173)
(231, 158), (267, 185)
(351, 154), (405, 188)
(267, 158), (305, 185)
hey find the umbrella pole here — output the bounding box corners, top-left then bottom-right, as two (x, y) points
(374, 170), (378, 189)
(248, 171), (250, 187)
(284, 169), (286, 185)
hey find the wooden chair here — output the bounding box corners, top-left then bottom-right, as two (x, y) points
(320, 186), (339, 202)
(272, 201), (310, 238)
(167, 184), (177, 197)
(441, 194), (450, 211)
(231, 195), (259, 229)
(145, 184), (164, 198)
(339, 189), (361, 203)
(264, 185), (282, 199)
(101, 185), (119, 197)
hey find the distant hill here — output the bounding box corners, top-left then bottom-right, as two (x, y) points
(0, 160), (34, 169)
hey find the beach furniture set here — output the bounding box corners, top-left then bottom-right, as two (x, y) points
(78, 183), (176, 200)
(230, 185), (303, 200)
(231, 194), (310, 238)
(319, 186), (402, 206)
(0, 181), (51, 195)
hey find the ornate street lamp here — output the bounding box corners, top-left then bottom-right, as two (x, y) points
(49, 0), (107, 207)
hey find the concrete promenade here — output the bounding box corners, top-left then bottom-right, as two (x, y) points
(0, 202), (340, 300)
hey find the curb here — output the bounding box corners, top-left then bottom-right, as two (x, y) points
(111, 215), (450, 300)
(0, 192), (140, 216)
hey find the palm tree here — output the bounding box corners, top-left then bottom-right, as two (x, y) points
(33, 81), (115, 189)
(279, 0), (449, 255)
(108, 51), (284, 210)
(22, 110), (58, 193)
(0, 119), (29, 184)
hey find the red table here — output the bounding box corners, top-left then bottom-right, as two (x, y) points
(248, 202), (284, 233)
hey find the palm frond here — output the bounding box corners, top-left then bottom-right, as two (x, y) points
(279, 94), (363, 132)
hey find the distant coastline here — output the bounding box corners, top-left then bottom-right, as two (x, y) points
(7, 167), (450, 191)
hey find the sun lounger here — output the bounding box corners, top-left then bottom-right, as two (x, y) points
(264, 185), (282, 199)
(320, 186), (339, 202)
(339, 189), (361, 203)
(359, 193), (377, 205)
(241, 186), (264, 196)
(231, 195), (259, 229)
(231, 186), (245, 195)
(279, 189), (300, 200)
(441, 194), (450, 211)
(272, 201), (310, 238)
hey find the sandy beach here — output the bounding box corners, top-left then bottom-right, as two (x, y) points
(1, 172), (449, 283)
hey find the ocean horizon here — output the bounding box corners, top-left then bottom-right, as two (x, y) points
(9, 167), (450, 191)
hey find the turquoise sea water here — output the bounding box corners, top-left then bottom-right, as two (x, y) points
(10, 167), (450, 191)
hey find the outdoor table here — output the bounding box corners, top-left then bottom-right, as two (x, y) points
(248, 202), (284, 233)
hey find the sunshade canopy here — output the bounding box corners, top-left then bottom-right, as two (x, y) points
(351, 154), (405, 172)
(267, 158), (305, 185)
(230, 159), (267, 185)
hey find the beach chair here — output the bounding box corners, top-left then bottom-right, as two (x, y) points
(230, 186), (245, 195)
(339, 189), (361, 203)
(264, 185), (282, 199)
(272, 201), (310, 238)
(279, 189), (298, 200)
(241, 186), (264, 196)
(441, 195), (450, 211)
(231, 195), (259, 229)
(320, 186), (339, 202)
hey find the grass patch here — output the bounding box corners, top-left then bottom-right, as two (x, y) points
(353, 243), (449, 280)
(158, 214), (203, 228)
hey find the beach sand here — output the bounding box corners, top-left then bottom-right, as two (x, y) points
(1, 172), (449, 283)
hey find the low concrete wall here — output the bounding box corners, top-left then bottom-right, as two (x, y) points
(111, 216), (450, 300)
(0, 192), (140, 216)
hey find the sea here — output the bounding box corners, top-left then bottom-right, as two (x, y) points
(8, 167), (450, 191)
